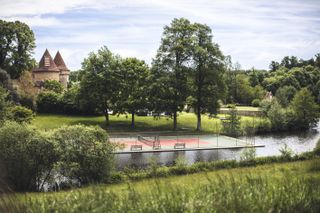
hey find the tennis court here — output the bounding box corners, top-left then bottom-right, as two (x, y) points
(111, 134), (262, 153)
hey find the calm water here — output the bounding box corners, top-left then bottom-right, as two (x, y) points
(115, 122), (320, 170)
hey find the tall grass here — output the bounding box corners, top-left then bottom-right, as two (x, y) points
(13, 159), (320, 212)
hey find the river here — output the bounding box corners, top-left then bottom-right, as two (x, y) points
(115, 122), (320, 170)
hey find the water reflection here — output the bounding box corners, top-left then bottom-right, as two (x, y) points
(115, 122), (320, 170)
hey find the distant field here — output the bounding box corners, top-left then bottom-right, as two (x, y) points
(32, 112), (263, 133)
(220, 106), (261, 111)
(15, 159), (320, 212)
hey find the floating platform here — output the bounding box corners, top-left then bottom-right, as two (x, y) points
(111, 134), (265, 154)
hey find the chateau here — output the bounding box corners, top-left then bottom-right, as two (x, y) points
(32, 49), (70, 88)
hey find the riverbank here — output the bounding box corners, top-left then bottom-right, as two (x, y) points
(7, 158), (320, 212)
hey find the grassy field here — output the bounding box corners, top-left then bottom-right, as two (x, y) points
(32, 111), (265, 133)
(5, 159), (320, 212)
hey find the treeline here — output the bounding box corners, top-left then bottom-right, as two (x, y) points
(37, 18), (226, 131)
(0, 18), (319, 131)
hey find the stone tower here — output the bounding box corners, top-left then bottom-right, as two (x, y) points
(32, 49), (69, 88)
(54, 51), (69, 88)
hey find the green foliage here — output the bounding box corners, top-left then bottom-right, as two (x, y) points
(275, 85), (297, 107)
(222, 107), (241, 136)
(251, 99), (260, 107)
(36, 91), (61, 113)
(190, 22), (226, 130)
(43, 80), (63, 93)
(15, 159), (320, 212)
(279, 144), (294, 160)
(78, 46), (120, 124)
(8, 105), (34, 123)
(0, 121), (58, 191)
(0, 20), (36, 79)
(290, 88), (319, 129)
(313, 138), (320, 156)
(267, 100), (288, 131)
(240, 148), (256, 162)
(0, 86), (10, 122)
(19, 94), (36, 111)
(52, 125), (115, 185)
(151, 18), (195, 130)
(116, 58), (150, 128)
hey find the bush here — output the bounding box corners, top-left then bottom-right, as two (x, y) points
(8, 105), (34, 123)
(43, 80), (63, 93)
(240, 148), (256, 162)
(36, 91), (61, 113)
(251, 99), (261, 107)
(52, 125), (115, 185)
(0, 121), (58, 191)
(19, 94), (36, 111)
(279, 144), (294, 160)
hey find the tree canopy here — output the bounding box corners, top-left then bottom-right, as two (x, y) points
(0, 20), (36, 79)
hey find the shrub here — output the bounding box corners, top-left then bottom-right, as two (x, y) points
(36, 91), (61, 113)
(19, 94), (36, 111)
(8, 105), (34, 123)
(52, 125), (115, 185)
(0, 121), (58, 191)
(251, 99), (261, 107)
(279, 144), (294, 160)
(240, 148), (256, 162)
(43, 80), (63, 93)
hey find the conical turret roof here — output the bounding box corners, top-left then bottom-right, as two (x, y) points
(34, 49), (59, 72)
(54, 51), (69, 71)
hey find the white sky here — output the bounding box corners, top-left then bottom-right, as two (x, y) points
(1, 0), (320, 70)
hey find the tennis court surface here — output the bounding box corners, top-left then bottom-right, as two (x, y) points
(111, 134), (264, 153)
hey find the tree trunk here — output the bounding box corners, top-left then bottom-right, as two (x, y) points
(104, 109), (110, 126)
(196, 106), (201, 131)
(131, 111), (135, 129)
(173, 111), (177, 130)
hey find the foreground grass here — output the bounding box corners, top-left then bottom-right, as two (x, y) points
(5, 159), (319, 212)
(32, 112), (265, 133)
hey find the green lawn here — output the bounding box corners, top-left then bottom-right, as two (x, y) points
(10, 159), (320, 212)
(32, 112), (265, 133)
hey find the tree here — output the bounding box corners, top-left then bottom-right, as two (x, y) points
(275, 86), (297, 107)
(267, 100), (288, 131)
(269, 61), (279, 71)
(116, 58), (150, 128)
(222, 107), (241, 137)
(190, 23), (225, 131)
(0, 20), (36, 79)
(290, 88), (319, 129)
(151, 18), (194, 130)
(78, 46), (120, 125)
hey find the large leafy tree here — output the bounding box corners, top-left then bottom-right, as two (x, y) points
(0, 20), (36, 79)
(151, 18), (194, 130)
(290, 88), (319, 129)
(190, 23), (225, 131)
(116, 58), (150, 128)
(78, 46), (120, 125)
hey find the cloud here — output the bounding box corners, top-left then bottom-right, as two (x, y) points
(1, 0), (320, 70)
